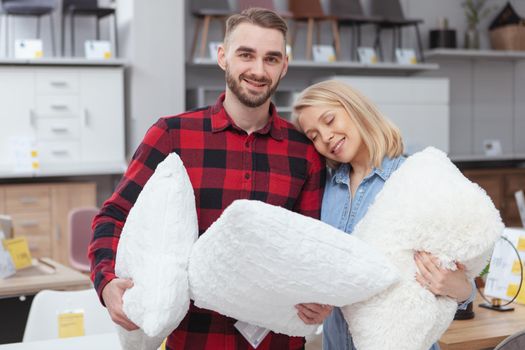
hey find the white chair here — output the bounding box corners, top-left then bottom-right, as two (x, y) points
(23, 289), (115, 342)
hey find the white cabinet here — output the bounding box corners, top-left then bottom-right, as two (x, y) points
(0, 64), (126, 177)
(320, 76), (450, 154)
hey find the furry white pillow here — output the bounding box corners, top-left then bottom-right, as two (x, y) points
(188, 199), (400, 336)
(342, 147), (503, 350)
(115, 153), (198, 350)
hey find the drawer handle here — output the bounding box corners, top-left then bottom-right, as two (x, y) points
(52, 150), (69, 156)
(19, 220), (39, 227)
(50, 104), (68, 110)
(20, 196), (38, 204)
(50, 81), (68, 87)
(51, 126), (69, 133)
(29, 109), (36, 127)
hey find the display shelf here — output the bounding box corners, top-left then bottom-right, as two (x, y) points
(188, 59), (439, 75)
(425, 49), (525, 61)
(0, 58), (126, 66)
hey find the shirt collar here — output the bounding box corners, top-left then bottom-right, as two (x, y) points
(210, 93), (284, 141)
(331, 156), (401, 184)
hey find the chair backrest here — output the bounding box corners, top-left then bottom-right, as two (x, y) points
(370, 0), (406, 20)
(329, 0), (365, 16)
(2, 0), (56, 11)
(23, 289), (115, 342)
(191, 0), (231, 14)
(68, 207), (99, 272)
(288, 0), (325, 18)
(239, 0), (276, 11)
(63, 0), (98, 10)
(494, 330), (525, 350)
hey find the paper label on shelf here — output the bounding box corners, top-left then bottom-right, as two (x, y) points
(14, 39), (43, 59)
(8, 137), (39, 174)
(234, 320), (269, 348)
(482, 139), (502, 156)
(515, 190), (525, 229)
(58, 310), (85, 338)
(0, 250), (16, 279)
(358, 47), (378, 64)
(2, 237), (33, 270)
(395, 48), (417, 64)
(85, 40), (112, 60)
(208, 41), (222, 61)
(312, 45), (336, 62)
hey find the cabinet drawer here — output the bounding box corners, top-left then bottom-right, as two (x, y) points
(5, 187), (50, 213)
(36, 118), (80, 140)
(38, 141), (81, 163)
(36, 95), (80, 118)
(10, 212), (50, 235)
(469, 176), (503, 209)
(14, 233), (51, 259)
(505, 174), (525, 196)
(36, 71), (79, 94)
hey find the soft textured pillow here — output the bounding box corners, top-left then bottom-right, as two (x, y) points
(342, 147), (503, 350)
(188, 199), (400, 336)
(115, 153), (198, 350)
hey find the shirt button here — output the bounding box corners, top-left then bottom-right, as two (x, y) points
(244, 173), (251, 180)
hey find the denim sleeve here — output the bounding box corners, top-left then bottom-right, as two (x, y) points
(457, 278), (477, 310)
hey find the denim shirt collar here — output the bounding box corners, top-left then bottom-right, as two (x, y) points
(330, 156), (400, 185)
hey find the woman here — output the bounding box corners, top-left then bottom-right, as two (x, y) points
(292, 80), (475, 350)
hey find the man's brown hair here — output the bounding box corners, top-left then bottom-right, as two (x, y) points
(224, 7), (287, 47)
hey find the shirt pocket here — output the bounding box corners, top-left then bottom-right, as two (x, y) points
(262, 166), (307, 210)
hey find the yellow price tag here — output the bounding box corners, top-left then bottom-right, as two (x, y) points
(31, 161), (40, 170)
(104, 51), (112, 59)
(410, 57), (417, 64)
(517, 237), (525, 252)
(58, 312), (85, 338)
(35, 51), (43, 58)
(371, 56), (378, 64)
(2, 237), (32, 269)
(31, 150), (38, 158)
(511, 260), (523, 274)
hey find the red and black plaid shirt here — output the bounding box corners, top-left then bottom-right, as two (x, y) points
(89, 93), (325, 350)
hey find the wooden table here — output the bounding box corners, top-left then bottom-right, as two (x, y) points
(0, 258), (93, 344)
(439, 294), (525, 350)
(0, 258), (91, 298)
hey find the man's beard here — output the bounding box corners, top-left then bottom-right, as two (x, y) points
(225, 64), (281, 108)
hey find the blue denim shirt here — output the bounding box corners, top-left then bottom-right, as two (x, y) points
(321, 156), (476, 350)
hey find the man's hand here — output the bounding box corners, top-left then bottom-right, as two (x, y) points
(101, 278), (139, 331)
(295, 303), (333, 325)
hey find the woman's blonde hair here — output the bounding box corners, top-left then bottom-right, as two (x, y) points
(293, 80), (404, 168)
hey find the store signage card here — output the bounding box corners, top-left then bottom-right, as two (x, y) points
(357, 47), (378, 64)
(208, 41), (221, 61)
(234, 320), (269, 348)
(2, 237), (33, 270)
(85, 40), (112, 59)
(8, 137), (39, 174)
(395, 48), (417, 64)
(312, 45), (336, 63)
(514, 190), (525, 228)
(484, 228), (525, 304)
(58, 310), (85, 338)
(0, 250), (16, 279)
(14, 39), (43, 59)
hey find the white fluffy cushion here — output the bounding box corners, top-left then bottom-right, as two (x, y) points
(342, 147), (503, 350)
(188, 199), (400, 336)
(115, 153), (198, 349)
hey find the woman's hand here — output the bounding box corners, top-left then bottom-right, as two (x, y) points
(295, 303), (333, 325)
(414, 251), (472, 302)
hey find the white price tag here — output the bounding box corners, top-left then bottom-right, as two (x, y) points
(234, 320), (270, 349)
(0, 250), (16, 279)
(515, 190), (525, 228)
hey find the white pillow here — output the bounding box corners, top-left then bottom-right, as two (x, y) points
(188, 199), (400, 336)
(115, 153), (198, 350)
(342, 147), (503, 350)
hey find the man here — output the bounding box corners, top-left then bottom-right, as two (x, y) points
(89, 8), (330, 350)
